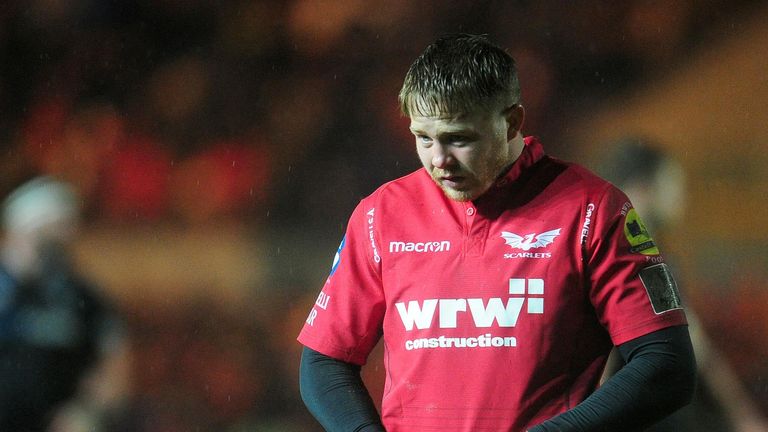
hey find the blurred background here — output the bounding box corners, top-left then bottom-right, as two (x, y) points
(0, 0), (766, 431)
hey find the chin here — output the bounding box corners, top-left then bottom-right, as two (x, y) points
(441, 187), (477, 202)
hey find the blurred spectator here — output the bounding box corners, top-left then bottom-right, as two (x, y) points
(598, 137), (685, 235)
(0, 176), (124, 431)
(598, 137), (768, 432)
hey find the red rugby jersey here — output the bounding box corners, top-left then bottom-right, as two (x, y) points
(298, 137), (687, 431)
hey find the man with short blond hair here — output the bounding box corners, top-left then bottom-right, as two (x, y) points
(298, 34), (695, 431)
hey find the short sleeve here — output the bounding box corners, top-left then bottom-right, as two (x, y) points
(297, 198), (385, 365)
(585, 186), (687, 346)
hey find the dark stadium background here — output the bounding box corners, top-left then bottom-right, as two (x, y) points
(0, 1), (766, 430)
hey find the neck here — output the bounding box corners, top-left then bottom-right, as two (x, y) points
(491, 135), (526, 182)
(507, 133), (526, 165)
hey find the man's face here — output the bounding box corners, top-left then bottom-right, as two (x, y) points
(410, 106), (512, 201)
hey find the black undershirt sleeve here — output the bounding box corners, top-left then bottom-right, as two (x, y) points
(528, 325), (697, 432)
(300, 326), (695, 432)
(299, 346), (385, 432)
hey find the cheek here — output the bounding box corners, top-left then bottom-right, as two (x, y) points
(416, 146), (432, 167)
(454, 148), (479, 171)
(481, 140), (506, 164)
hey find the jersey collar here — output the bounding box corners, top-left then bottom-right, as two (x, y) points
(496, 136), (545, 187)
(471, 136), (546, 213)
(486, 135), (545, 192)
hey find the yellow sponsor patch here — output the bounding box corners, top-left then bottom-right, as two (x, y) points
(623, 208), (659, 255)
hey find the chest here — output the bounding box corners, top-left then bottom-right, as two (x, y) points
(381, 195), (585, 289)
(376, 195), (599, 356)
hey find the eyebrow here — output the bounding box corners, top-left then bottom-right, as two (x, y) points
(409, 128), (479, 143)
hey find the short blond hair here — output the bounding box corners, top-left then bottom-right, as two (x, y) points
(399, 34), (520, 117)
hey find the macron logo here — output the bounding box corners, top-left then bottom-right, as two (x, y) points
(389, 240), (451, 253)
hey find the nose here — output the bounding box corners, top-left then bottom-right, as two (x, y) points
(431, 143), (454, 169)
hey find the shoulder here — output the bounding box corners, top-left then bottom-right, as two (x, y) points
(342, 169), (433, 234)
(553, 156), (613, 189)
(538, 155), (619, 203)
(371, 169), (428, 197)
(512, 150), (616, 210)
(360, 168), (433, 207)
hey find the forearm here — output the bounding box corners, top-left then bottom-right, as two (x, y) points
(299, 346), (385, 432)
(529, 325), (696, 432)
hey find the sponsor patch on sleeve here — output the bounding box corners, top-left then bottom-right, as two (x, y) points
(639, 263), (682, 314)
(623, 208), (659, 255)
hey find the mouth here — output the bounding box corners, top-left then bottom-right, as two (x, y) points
(438, 174), (467, 189)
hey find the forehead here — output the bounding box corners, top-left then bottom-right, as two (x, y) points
(409, 109), (496, 133)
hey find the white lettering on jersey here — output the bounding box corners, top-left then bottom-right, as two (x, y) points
(504, 252), (552, 259)
(621, 202), (632, 216)
(405, 334), (517, 350)
(467, 298), (524, 327)
(367, 208), (381, 263)
(395, 279), (544, 331)
(307, 291), (332, 327)
(306, 309), (318, 326)
(315, 291), (331, 310)
(438, 299), (466, 328)
(395, 299), (438, 331)
(389, 241), (451, 253)
(581, 203), (595, 245)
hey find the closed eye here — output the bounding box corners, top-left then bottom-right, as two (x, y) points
(445, 134), (472, 147)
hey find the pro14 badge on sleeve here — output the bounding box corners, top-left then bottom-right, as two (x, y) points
(639, 263), (682, 314)
(623, 208), (660, 255)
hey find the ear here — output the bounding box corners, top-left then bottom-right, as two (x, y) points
(504, 104), (525, 140)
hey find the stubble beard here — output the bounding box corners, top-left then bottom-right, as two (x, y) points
(435, 179), (475, 202)
(430, 149), (511, 202)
